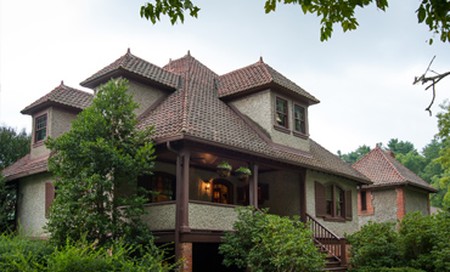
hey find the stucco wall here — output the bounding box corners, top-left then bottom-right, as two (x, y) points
(50, 107), (77, 138)
(359, 189), (398, 226)
(259, 170), (301, 216)
(231, 89), (272, 134)
(128, 80), (167, 117)
(142, 203), (176, 230)
(405, 188), (430, 215)
(17, 173), (53, 238)
(306, 170), (359, 237)
(188, 202), (236, 231)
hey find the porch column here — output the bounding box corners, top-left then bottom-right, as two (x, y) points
(249, 163), (259, 208)
(175, 150), (191, 263)
(396, 187), (405, 220)
(299, 169), (307, 222)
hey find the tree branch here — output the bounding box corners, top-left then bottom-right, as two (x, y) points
(413, 56), (450, 116)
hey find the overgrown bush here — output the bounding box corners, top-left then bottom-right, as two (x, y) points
(348, 211), (450, 272)
(0, 235), (177, 272)
(351, 267), (425, 272)
(0, 234), (54, 272)
(346, 221), (400, 269)
(219, 207), (325, 272)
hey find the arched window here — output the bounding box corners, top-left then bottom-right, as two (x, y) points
(138, 172), (176, 203)
(212, 179), (233, 204)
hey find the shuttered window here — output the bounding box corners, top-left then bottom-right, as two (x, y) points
(315, 181), (352, 221)
(45, 182), (55, 218)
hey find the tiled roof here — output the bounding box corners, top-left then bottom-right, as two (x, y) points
(137, 53), (368, 184)
(352, 146), (436, 192)
(21, 82), (93, 115)
(2, 154), (49, 181)
(218, 58), (320, 104)
(80, 49), (180, 89)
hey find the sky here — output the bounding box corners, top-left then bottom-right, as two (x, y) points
(0, 0), (449, 154)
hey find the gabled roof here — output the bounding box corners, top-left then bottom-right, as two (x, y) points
(352, 146), (436, 192)
(2, 154), (49, 181)
(21, 82), (93, 115)
(218, 58), (320, 104)
(137, 52), (368, 184)
(80, 49), (180, 90)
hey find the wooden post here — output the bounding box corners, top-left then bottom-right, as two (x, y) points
(340, 238), (348, 267)
(249, 163), (259, 208)
(175, 150), (190, 260)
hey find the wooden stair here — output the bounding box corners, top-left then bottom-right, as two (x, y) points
(306, 214), (349, 272)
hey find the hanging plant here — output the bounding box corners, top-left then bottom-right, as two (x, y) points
(235, 166), (252, 182)
(217, 161), (232, 177)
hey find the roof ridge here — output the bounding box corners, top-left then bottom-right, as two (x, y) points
(379, 147), (408, 182)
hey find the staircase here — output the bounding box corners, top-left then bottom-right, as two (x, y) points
(306, 214), (349, 271)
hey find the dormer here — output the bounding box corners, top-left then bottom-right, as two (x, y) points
(218, 58), (319, 152)
(80, 49), (180, 117)
(21, 82), (93, 159)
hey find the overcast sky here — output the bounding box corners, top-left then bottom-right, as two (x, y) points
(1, 0), (449, 154)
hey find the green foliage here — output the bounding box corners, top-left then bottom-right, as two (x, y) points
(351, 267), (425, 272)
(0, 126), (30, 170)
(387, 139), (416, 156)
(436, 102), (450, 209)
(235, 166), (251, 175)
(140, 0), (449, 43)
(338, 145), (371, 164)
(217, 161), (232, 170)
(0, 235), (177, 272)
(347, 221), (400, 269)
(348, 211), (450, 272)
(0, 175), (17, 233)
(45, 78), (156, 247)
(0, 234), (54, 272)
(219, 207), (325, 272)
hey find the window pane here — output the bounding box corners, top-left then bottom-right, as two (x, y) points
(294, 104), (306, 134)
(275, 97), (288, 128)
(35, 115), (47, 142)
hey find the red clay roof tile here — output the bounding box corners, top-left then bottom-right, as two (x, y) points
(352, 146), (436, 192)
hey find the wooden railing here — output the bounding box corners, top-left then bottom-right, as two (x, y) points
(306, 214), (348, 266)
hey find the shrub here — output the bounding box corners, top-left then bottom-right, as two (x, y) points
(351, 267), (425, 272)
(219, 207), (325, 272)
(0, 235), (54, 272)
(346, 221), (401, 269)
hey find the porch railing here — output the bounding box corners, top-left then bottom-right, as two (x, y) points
(306, 214), (348, 266)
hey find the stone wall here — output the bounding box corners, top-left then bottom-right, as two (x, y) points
(358, 189), (398, 226)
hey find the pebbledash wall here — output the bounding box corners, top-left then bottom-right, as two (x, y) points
(306, 170), (359, 237)
(405, 187), (429, 215)
(17, 173), (53, 238)
(230, 89), (310, 152)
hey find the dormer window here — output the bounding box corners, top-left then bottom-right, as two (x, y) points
(293, 104), (306, 135)
(34, 114), (47, 143)
(275, 97), (288, 128)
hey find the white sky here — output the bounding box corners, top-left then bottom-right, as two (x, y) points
(0, 0), (449, 154)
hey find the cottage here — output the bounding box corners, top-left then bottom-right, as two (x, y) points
(3, 50), (371, 271)
(353, 146), (436, 226)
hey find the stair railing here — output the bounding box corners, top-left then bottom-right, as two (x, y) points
(305, 213), (348, 266)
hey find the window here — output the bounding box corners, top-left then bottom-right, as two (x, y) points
(315, 182), (352, 221)
(138, 172), (176, 203)
(360, 191), (367, 211)
(34, 114), (47, 142)
(275, 97), (288, 128)
(293, 104), (306, 134)
(212, 179), (233, 204)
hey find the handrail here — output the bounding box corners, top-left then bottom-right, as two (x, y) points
(305, 213), (348, 266)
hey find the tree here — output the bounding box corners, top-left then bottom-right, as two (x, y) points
(45, 78), (156, 247)
(387, 139), (416, 156)
(0, 126), (30, 170)
(0, 174), (16, 233)
(338, 145), (371, 164)
(140, 0), (450, 43)
(435, 102), (450, 209)
(219, 207), (325, 272)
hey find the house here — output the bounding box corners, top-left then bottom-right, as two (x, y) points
(352, 146), (436, 226)
(3, 49), (371, 271)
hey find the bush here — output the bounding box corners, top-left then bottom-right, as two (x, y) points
(0, 234), (54, 272)
(219, 207), (325, 272)
(351, 267), (425, 272)
(346, 221), (400, 269)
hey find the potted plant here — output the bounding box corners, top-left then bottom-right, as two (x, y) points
(235, 166), (252, 182)
(217, 161), (232, 177)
